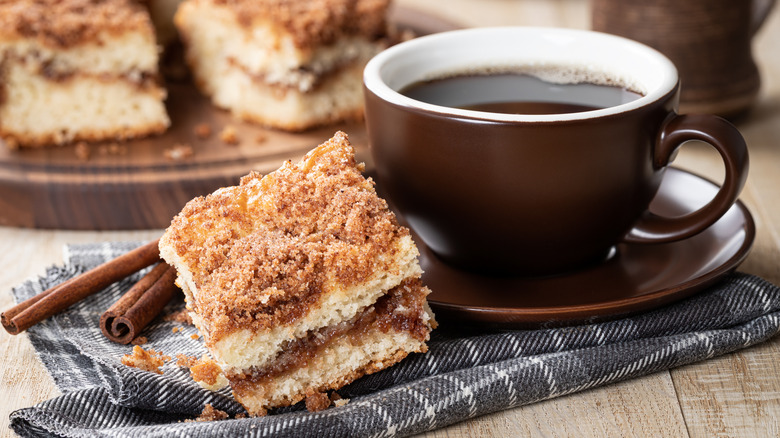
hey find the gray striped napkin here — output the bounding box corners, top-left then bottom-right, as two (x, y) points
(8, 241), (780, 437)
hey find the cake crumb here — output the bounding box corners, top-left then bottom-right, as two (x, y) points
(164, 308), (193, 325)
(74, 142), (91, 161)
(121, 345), (170, 374)
(176, 353), (198, 368)
(191, 333), (199, 340)
(305, 391), (331, 412)
(220, 125), (240, 145)
(164, 143), (194, 161)
(195, 404), (229, 422)
(172, 327), (181, 334)
(2, 137), (19, 151)
(190, 356), (223, 387)
(330, 391), (349, 407)
(194, 123), (212, 139)
(98, 142), (127, 156)
(177, 354), (228, 391)
(130, 336), (148, 345)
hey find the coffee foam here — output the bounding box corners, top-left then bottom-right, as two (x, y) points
(422, 64), (646, 97)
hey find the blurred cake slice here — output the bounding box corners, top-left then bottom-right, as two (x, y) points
(159, 131), (435, 415)
(0, 0), (170, 148)
(174, 0), (392, 131)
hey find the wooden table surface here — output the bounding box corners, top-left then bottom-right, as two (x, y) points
(2, 0), (779, 436)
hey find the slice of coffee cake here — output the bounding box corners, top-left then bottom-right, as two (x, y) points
(159, 131), (435, 415)
(0, 0), (170, 147)
(174, 0), (392, 131)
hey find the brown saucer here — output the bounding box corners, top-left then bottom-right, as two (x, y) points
(420, 167), (755, 329)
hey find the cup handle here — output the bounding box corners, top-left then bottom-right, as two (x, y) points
(751, 0), (776, 35)
(624, 114), (749, 244)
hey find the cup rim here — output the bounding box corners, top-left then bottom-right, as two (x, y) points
(363, 26), (679, 123)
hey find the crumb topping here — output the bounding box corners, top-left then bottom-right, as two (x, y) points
(161, 131), (409, 340)
(194, 404), (229, 422)
(74, 141), (90, 161)
(304, 391), (330, 412)
(97, 142), (128, 156)
(176, 353), (198, 368)
(219, 125), (240, 145)
(331, 392), (349, 407)
(164, 143), (194, 161)
(177, 354), (228, 390)
(121, 345), (170, 374)
(194, 123), (212, 139)
(190, 356), (223, 387)
(164, 308), (194, 325)
(0, 0), (153, 48)
(207, 0), (391, 49)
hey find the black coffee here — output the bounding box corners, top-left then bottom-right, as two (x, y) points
(400, 72), (643, 115)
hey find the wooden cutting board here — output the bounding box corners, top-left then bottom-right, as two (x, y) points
(0, 7), (457, 230)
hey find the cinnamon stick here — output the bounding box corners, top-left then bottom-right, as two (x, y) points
(100, 263), (179, 344)
(0, 276), (77, 330)
(1, 239), (161, 335)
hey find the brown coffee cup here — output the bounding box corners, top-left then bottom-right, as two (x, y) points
(363, 27), (749, 276)
(592, 0), (776, 118)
